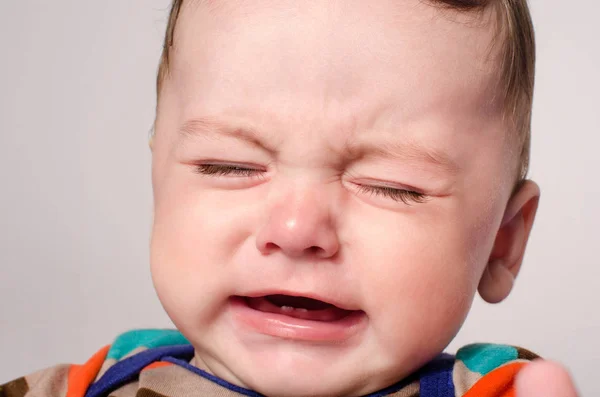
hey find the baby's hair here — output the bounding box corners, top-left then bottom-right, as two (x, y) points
(155, 0), (535, 184)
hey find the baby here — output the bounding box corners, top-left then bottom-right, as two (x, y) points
(1, 1), (579, 396)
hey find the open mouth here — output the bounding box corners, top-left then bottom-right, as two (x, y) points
(230, 294), (366, 341)
(242, 294), (355, 322)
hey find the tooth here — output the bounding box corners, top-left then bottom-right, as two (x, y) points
(296, 308), (308, 313)
(281, 306), (294, 312)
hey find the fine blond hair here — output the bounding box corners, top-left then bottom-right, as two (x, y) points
(155, 0), (535, 183)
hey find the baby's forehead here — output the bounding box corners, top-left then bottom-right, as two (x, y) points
(171, 1), (503, 111)
(176, 1), (500, 60)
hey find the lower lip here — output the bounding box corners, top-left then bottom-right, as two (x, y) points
(229, 297), (367, 342)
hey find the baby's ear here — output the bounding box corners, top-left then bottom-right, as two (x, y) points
(478, 180), (540, 304)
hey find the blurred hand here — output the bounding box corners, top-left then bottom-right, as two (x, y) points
(516, 360), (578, 397)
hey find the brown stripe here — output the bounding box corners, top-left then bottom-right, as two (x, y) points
(0, 377), (29, 397)
(517, 346), (540, 361)
(135, 387), (169, 397)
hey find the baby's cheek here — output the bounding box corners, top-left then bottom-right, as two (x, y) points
(371, 273), (473, 372)
(154, 184), (251, 253)
(358, 216), (481, 356)
(151, 182), (262, 309)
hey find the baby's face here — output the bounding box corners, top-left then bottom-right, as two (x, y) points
(150, 1), (519, 396)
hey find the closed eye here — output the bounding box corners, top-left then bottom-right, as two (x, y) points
(355, 184), (427, 205)
(195, 164), (427, 204)
(194, 163), (265, 178)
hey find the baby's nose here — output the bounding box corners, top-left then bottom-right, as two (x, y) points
(255, 187), (339, 259)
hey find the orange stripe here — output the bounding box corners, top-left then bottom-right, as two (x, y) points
(143, 361), (173, 371)
(462, 362), (526, 397)
(66, 345), (110, 397)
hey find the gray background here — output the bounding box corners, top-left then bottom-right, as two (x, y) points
(0, 1), (598, 394)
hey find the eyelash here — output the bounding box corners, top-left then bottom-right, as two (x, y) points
(355, 185), (426, 205)
(194, 164), (427, 204)
(194, 164), (264, 178)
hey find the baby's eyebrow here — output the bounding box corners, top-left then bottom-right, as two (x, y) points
(343, 138), (461, 176)
(178, 117), (277, 153)
(178, 116), (459, 174)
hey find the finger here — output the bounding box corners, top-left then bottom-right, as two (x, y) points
(515, 360), (578, 397)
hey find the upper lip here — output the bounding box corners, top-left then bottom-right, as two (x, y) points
(236, 290), (361, 312)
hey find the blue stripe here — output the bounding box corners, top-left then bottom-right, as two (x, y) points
(419, 353), (456, 397)
(84, 345), (194, 397)
(165, 357), (265, 397)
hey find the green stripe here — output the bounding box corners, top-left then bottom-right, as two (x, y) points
(456, 344), (518, 375)
(107, 329), (190, 361)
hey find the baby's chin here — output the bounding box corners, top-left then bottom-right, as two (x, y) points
(203, 358), (398, 397)
(193, 334), (432, 397)
(250, 377), (376, 397)
(224, 360), (423, 397)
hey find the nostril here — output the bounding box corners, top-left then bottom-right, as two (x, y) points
(263, 242), (279, 253)
(260, 242), (327, 257)
(308, 246), (322, 254)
